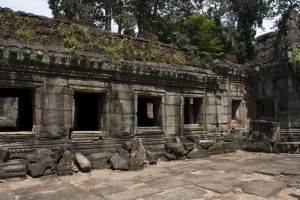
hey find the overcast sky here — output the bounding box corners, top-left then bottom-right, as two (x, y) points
(0, 0), (277, 36)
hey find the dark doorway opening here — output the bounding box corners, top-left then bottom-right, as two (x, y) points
(138, 96), (162, 127)
(184, 97), (203, 124)
(73, 92), (101, 131)
(0, 88), (33, 132)
(255, 98), (274, 120)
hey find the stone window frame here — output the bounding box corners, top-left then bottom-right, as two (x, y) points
(69, 85), (109, 136)
(133, 90), (166, 135)
(231, 98), (243, 122)
(181, 94), (206, 131)
(0, 86), (39, 137)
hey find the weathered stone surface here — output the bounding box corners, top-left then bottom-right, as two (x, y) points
(144, 185), (206, 200)
(146, 151), (158, 165)
(89, 152), (114, 170)
(241, 180), (286, 197)
(187, 147), (209, 158)
(25, 149), (53, 164)
(0, 146), (10, 163)
(110, 154), (129, 171)
(117, 149), (130, 161)
(75, 153), (91, 173)
(199, 140), (214, 149)
(164, 152), (176, 161)
(0, 160), (27, 180)
(208, 141), (237, 155)
(165, 137), (185, 155)
(130, 138), (147, 170)
(57, 151), (74, 176)
(195, 181), (233, 194)
(28, 156), (55, 178)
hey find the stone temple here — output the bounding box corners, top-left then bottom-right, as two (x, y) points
(0, 8), (299, 179)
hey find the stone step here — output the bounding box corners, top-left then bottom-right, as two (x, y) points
(0, 132), (35, 142)
(71, 131), (107, 141)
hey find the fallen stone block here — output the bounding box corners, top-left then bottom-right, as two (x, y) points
(110, 154), (129, 170)
(25, 148), (53, 164)
(146, 151), (158, 165)
(28, 156), (55, 178)
(187, 147), (210, 158)
(57, 151), (74, 176)
(130, 150), (146, 171)
(164, 152), (176, 161)
(0, 160), (27, 180)
(165, 137), (185, 155)
(89, 152), (114, 170)
(199, 140), (214, 149)
(75, 153), (91, 173)
(117, 149), (130, 160)
(208, 141), (238, 155)
(130, 138), (147, 170)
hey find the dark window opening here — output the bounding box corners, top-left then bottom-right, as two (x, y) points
(73, 92), (104, 131)
(138, 96), (162, 127)
(232, 100), (242, 121)
(255, 98), (274, 119)
(184, 98), (203, 124)
(0, 88), (33, 132)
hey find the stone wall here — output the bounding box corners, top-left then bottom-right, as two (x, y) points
(0, 8), (247, 164)
(247, 9), (300, 153)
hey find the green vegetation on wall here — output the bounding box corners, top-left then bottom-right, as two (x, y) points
(292, 45), (300, 67)
(0, 10), (187, 65)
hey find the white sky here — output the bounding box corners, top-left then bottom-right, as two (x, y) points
(0, 0), (277, 37)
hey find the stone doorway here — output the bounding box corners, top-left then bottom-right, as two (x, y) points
(73, 92), (105, 131)
(0, 88), (33, 132)
(137, 96), (162, 127)
(184, 97), (204, 125)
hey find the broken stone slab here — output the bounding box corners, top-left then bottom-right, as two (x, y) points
(89, 152), (114, 170)
(117, 149), (130, 161)
(164, 137), (185, 155)
(0, 160), (27, 180)
(183, 142), (195, 151)
(27, 155), (55, 178)
(208, 141), (238, 155)
(130, 150), (147, 171)
(199, 140), (214, 149)
(75, 153), (91, 173)
(187, 147), (210, 159)
(110, 154), (129, 171)
(146, 151), (158, 165)
(57, 151), (74, 176)
(0, 146), (10, 163)
(245, 140), (272, 153)
(129, 138), (147, 170)
(25, 148), (53, 164)
(241, 180), (286, 197)
(164, 152), (176, 161)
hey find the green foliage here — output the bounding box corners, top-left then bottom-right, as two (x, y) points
(292, 45), (300, 67)
(51, 23), (81, 51)
(170, 51), (187, 65)
(182, 13), (223, 58)
(0, 14), (10, 39)
(268, 0), (300, 16)
(14, 16), (38, 42)
(102, 36), (125, 60)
